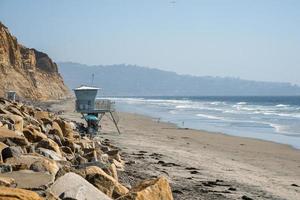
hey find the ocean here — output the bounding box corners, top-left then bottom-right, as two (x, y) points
(104, 96), (300, 149)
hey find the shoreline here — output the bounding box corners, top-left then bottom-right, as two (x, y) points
(51, 100), (300, 199)
(111, 96), (300, 150)
(138, 112), (300, 151)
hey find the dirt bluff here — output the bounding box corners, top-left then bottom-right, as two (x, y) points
(0, 22), (69, 101)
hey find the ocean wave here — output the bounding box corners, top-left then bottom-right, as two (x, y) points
(112, 97), (300, 139)
(268, 123), (287, 133)
(175, 105), (197, 109)
(210, 101), (223, 105)
(276, 104), (289, 107)
(196, 113), (224, 120)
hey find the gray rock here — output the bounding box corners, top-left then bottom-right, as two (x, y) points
(50, 172), (112, 200)
(59, 185), (87, 200)
(2, 146), (24, 161)
(0, 164), (12, 173)
(36, 147), (66, 161)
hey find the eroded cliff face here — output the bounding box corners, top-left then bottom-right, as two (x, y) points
(0, 22), (70, 101)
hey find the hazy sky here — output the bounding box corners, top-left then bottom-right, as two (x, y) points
(1, 0), (300, 84)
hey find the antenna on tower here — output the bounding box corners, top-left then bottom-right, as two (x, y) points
(91, 73), (95, 86)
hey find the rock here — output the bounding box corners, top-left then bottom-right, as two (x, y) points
(5, 154), (59, 175)
(22, 113), (40, 128)
(0, 142), (8, 163)
(116, 177), (173, 200)
(0, 114), (23, 131)
(50, 172), (112, 200)
(0, 170), (54, 189)
(54, 165), (85, 180)
(40, 123), (52, 134)
(48, 134), (63, 147)
(54, 119), (74, 140)
(228, 187), (237, 191)
(0, 177), (16, 187)
(50, 121), (64, 140)
(59, 146), (74, 161)
(29, 160), (50, 173)
(63, 138), (76, 153)
(5, 106), (24, 117)
(23, 126), (47, 143)
(100, 153), (109, 163)
(76, 139), (94, 149)
(74, 154), (88, 165)
(113, 159), (125, 171)
(0, 106), (11, 115)
(242, 195), (254, 200)
(0, 187), (43, 200)
(37, 138), (62, 156)
(107, 149), (122, 162)
(37, 147), (66, 161)
(0, 164), (12, 173)
(0, 128), (28, 146)
(109, 163), (118, 181)
(1, 146), (24, 161)
(83, 149), (98, 162)
(60, 146), (73, 154)
(34, 111), (51, 121)
(85, 166), (129, 198)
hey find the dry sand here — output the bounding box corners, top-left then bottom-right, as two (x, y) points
(50, 99), (300, 200)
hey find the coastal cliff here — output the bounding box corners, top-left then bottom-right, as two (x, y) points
(0, 22), (69, 101)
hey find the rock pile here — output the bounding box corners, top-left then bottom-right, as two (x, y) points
(0, 97), (173, 200)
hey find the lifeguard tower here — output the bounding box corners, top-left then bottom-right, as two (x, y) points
(74, 85), (120, 135)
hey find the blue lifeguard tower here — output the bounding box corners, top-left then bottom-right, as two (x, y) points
(74, 85), (120, 135)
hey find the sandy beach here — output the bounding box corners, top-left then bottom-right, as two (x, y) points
(50, 99), (300, 200)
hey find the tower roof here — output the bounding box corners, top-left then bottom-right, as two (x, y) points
(74, 85), (100, 90)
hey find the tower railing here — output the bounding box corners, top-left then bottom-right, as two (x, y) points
(94, 99), (115, 111)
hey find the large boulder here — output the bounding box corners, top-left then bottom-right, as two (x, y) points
(34, 111), (51, 121)
(0, 114), (23, 132)
(85, 166), (129, 198)
(50, 172), (112, 200)
(36, 138), (62, 157)
(0, 142), (8, 163)
(109, 163), (118, 181)
(5, 154), (59, 175)
(22, 113), (40, 128)
(50, 121), (64, 140)
(1, 146), (24, 161)
(23, 126), (47, 143)
(5, 106), (24, 117)
(54, 119), (74, 140)
(116, 177), (173, 200)
(36, 147), (66, 161)
(0, 177), (16, 187)
(0, 187), (43, 200)
(0, 170), (53, 189)
(0, 128), (28, 146)
(107, 149), (122, 162)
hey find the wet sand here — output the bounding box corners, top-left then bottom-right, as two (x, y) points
(50, 99), (300, 200)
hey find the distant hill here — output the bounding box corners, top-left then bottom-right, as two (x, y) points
(58, 62), (300, 96)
